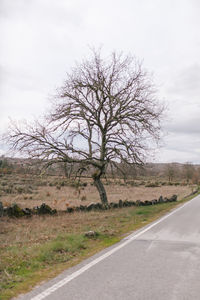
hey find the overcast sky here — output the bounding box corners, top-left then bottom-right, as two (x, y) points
(0, 0), (200, 163)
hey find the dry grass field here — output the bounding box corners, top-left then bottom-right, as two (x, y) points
(0, 173), (199, 299)
(0, 174), (195, 210)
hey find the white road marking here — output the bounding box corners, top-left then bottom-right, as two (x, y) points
(30, 198), (195, 300)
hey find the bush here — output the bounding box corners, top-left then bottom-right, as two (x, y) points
(145, 182), (160, 187)
(4, 187), (13, 194)
(36, 203), (57, 215)
(161, 182), (167, 186)
(104, 180), (112, 185)
(139, 181), (146, 185)
(7, 203), (24, 217)
(16, 185), (33, 194)
(127, 180), (136, 186)
(16, 186), (24, 194)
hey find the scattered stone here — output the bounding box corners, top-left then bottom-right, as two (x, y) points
(32, 206), (39, 214)
(7, 203), (24, 217)
(123, 200), (129, 207)
(22, 208), (32, 216)
(67, 207), (74, 213)
(79, 205), (87, 211)
(170, 195), (177, 202)
(136, 200), (141, 206)
(1, 192), (180, 218)
(119, 199), (123, 208)
(95, 203), (103, 210)
(144, 200), (152, 206)
(84, 231), (99, 238)
(109, 202), (119, 208)
(189, 189), (198, 196)
(37, 203), (56, 215)
(87, 202), (96, 211)
(0, 201), (3, 217)
(102, 204), (109, 210)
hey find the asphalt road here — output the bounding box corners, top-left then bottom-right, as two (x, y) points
(16, 195), (200, 300)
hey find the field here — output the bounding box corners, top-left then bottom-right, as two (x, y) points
(0, 174), (195, 210)
(0, 173), (198, 299)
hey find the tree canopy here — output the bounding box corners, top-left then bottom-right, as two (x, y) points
(7, 50), (164, 204)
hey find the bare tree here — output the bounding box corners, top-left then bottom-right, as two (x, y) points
(59, 161), (74, 178)
(6, 50), (164, 204)
(165, 163), (176, 182)
(182, 162), (195, 184)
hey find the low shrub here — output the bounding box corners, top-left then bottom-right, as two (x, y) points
(145, 182), (160, 188)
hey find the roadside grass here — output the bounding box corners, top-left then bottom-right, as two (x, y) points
(0, 190), (199, 300)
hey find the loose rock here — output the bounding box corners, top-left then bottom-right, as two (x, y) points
(84, 231), (99, 238)
(0, 201), (3, 217)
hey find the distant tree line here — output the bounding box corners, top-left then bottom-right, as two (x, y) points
(0, 157), (13, 174)
(1, 156), (200, 185)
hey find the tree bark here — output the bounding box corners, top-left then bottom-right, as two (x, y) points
(93, 176), (108, 205)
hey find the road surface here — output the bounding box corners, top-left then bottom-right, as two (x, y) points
(16, 195), (200, 300)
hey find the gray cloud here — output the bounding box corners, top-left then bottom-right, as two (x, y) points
(1, 0), (200, 163)
(167, 64), (200, 99)
(159, 131), (200, 163)
(160, 62), (200, 161)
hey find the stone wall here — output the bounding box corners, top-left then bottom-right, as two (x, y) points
(0, 194), (178, 218)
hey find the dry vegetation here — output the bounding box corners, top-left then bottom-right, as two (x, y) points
(0, 172), (199, 299)
(0, 174), (195, 210)
(1, 192), (198, 300)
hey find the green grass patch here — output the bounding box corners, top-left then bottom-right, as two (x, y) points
(0, 234), (89, 299)
(38, 234), (86, 263)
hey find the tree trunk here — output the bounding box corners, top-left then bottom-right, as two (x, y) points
(93, 176), (108, 204)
